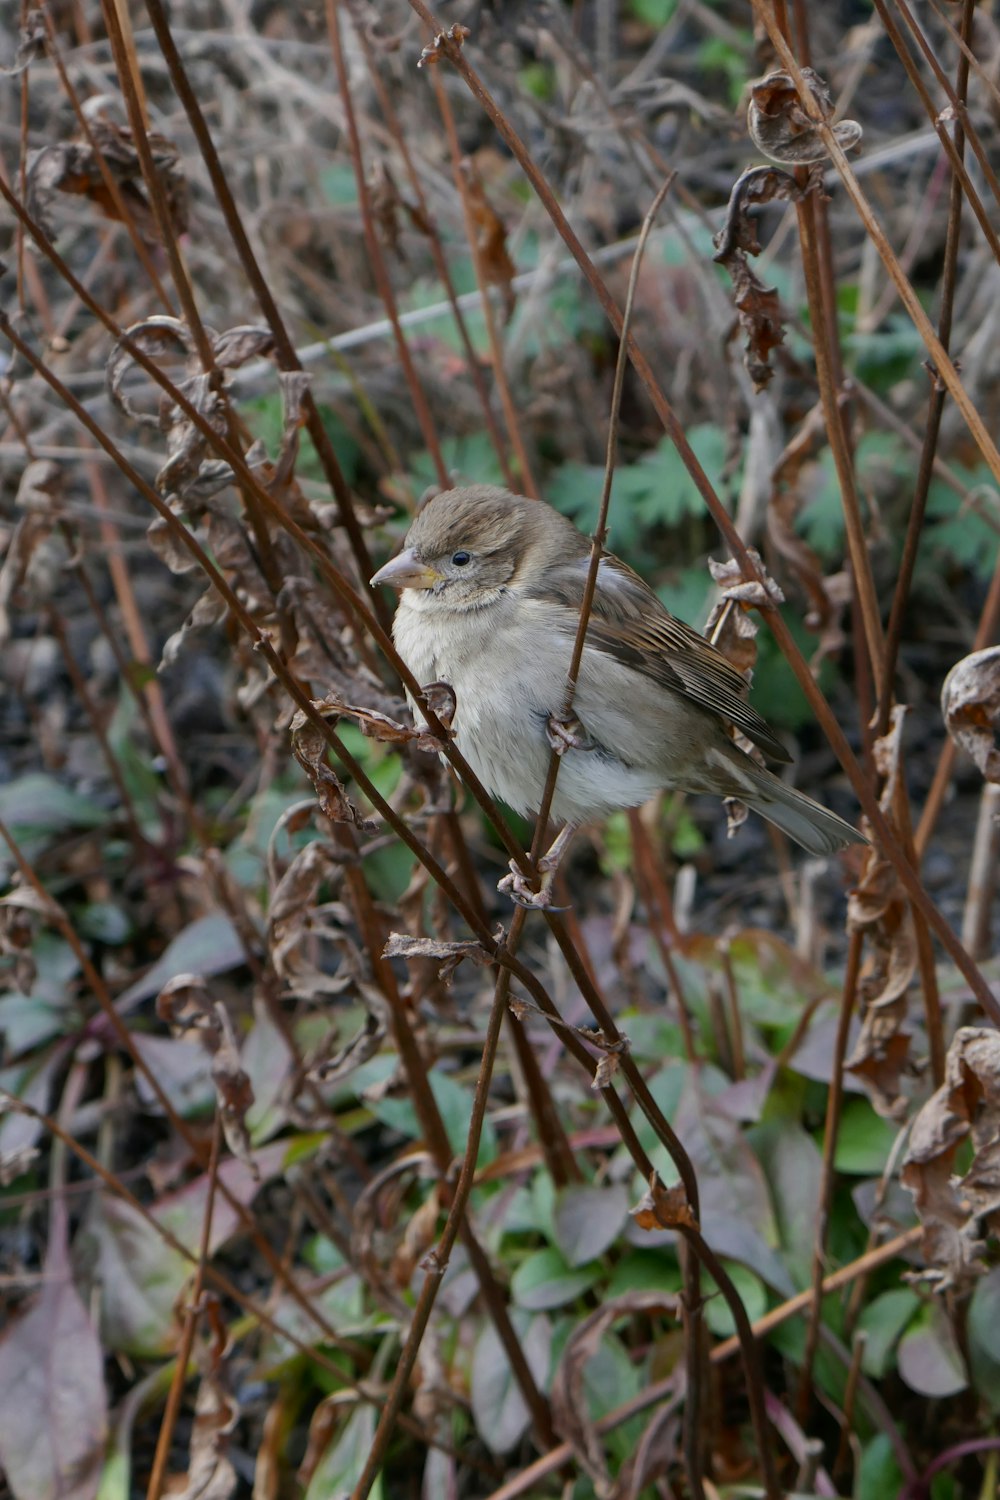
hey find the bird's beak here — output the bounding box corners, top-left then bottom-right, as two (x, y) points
(370, 547), (443, 591)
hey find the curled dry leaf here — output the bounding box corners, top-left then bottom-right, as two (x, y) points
(26, 118), (188, 242)
(307, 999), (387, 1085)
(167, 1370), (238, 1500)
(290, 715), (371, 829)
(392, 1182), (442, 1288)
(748, 69), (863, 166)
(902, 1027), (1000, 1290)
(941, 646), (1000, 784)
(207, 1002), (257, 1176)
(304, 690), (440, 751)
(631, 1172), (697, 1233)
(159, 588), (229, 671)
(267, 839), (355, 1001)
(1, 10), (45, 77)
(417, 23), (471, 67)
(351, 1155), (435, 1314)
(382, 931), (494, 984)
(155, 978), (257, 1171)
(155, 972), (214, 1033)
(460, 158), (517, 321)
(0, 462), (65, 646)
(551, 1291), (680, 1491)
(0, 884), (60, 994)
(109, 318), (298, 520)
(846, 708), (915, 1118)
(707, 552), (784, 815)
(713, 165), (805, 391)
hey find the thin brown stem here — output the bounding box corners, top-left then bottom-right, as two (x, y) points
(325, 0), (449, 487)
(795, 928), (862, 1422)
(146, 1117), (221, 1500)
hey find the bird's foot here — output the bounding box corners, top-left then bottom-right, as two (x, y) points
(545, 713), (593, 755)
(498, 862), (566, 911)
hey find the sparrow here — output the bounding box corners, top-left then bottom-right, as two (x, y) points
(371, 485), (864, 905)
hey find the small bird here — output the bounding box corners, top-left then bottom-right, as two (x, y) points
(371, 485), (864, 904)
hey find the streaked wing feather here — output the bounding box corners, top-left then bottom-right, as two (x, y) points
(539, 553), (791, 763)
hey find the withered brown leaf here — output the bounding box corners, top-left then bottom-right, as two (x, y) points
(941, 646), (1000, 785)
(713, 166), (805, 391)
(748, 69), (863, 166)
(902, 1027), (1000, 1290)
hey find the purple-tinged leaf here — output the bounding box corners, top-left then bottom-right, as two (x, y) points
(0, 1232), (107, 1500)
(552, 1182), (629, 1267)
(898, 1307), (968, 1397)
(470, 1311), (551, 1455)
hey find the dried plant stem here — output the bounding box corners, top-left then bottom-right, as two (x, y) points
(752, 4), (1000, 492)
(406, 2), (998, 1022)
(341, 844), (553, 1437)
(347, 2), (519, 492)
(961, 783), (1000, 961)
(46, 607), (149, 855)
(885, 0), (1000, 226)
(140, 0), (387, 620)
(83, 454), (195, 809)
(39, 0), (174, 309)
(325, 0), (449, 487)
(832, 1330), (868, 1488)
(102, 0), (286, 596)
(432, 71), (539, 498)
(876, 0), (975, 735)
(626, 808), (698, 1064)
(793, 186), (884, 694)
(146, 1117), (221, 1500)
(350, 909), (548, 1500)
(795, 927), (862, 1422)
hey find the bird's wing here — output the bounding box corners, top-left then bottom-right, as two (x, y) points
(537, 552), (792, 764)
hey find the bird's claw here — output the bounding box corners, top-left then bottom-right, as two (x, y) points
(545, 713), (593, 755)
(498, 862), (568, 911)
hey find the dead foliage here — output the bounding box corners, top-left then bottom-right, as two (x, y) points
(846, 708), (917, 1118)
(941, 645), (1000, 784)
(903, 1027), (1000, 1290)
(713, 165), (807, 390)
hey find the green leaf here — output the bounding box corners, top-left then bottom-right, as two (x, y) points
(832, 1099), (901, 1175)
(511, 1247), (600, 1310)
(606, 1249), (682, 1300)
(76, 901), (132, 945)
(305, 1405), (383, 1500)
(968, 1269), (1000, 1410)
(857, 1432), (904, 1500)
(471, 1311), (551, 1453)
(115, 912), (247, 1012)
(552, 1183), (630, 1267)
(319, 162), (359, 207)
(703, 1261), (767, 1339)
(629, 0), (678, 23)
(897, 1305), (968, 1397)
(0, 772), (106, 839)
(751, 1120), (822, 1288)
(367, 1072), (497, 1167)
(857, 1287), (921, 1378)
(410, 432), (507, 493)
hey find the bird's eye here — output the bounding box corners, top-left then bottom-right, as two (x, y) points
(451, 550), (471, 567)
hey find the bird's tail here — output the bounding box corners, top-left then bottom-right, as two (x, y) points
(721, 752), (866, 856)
